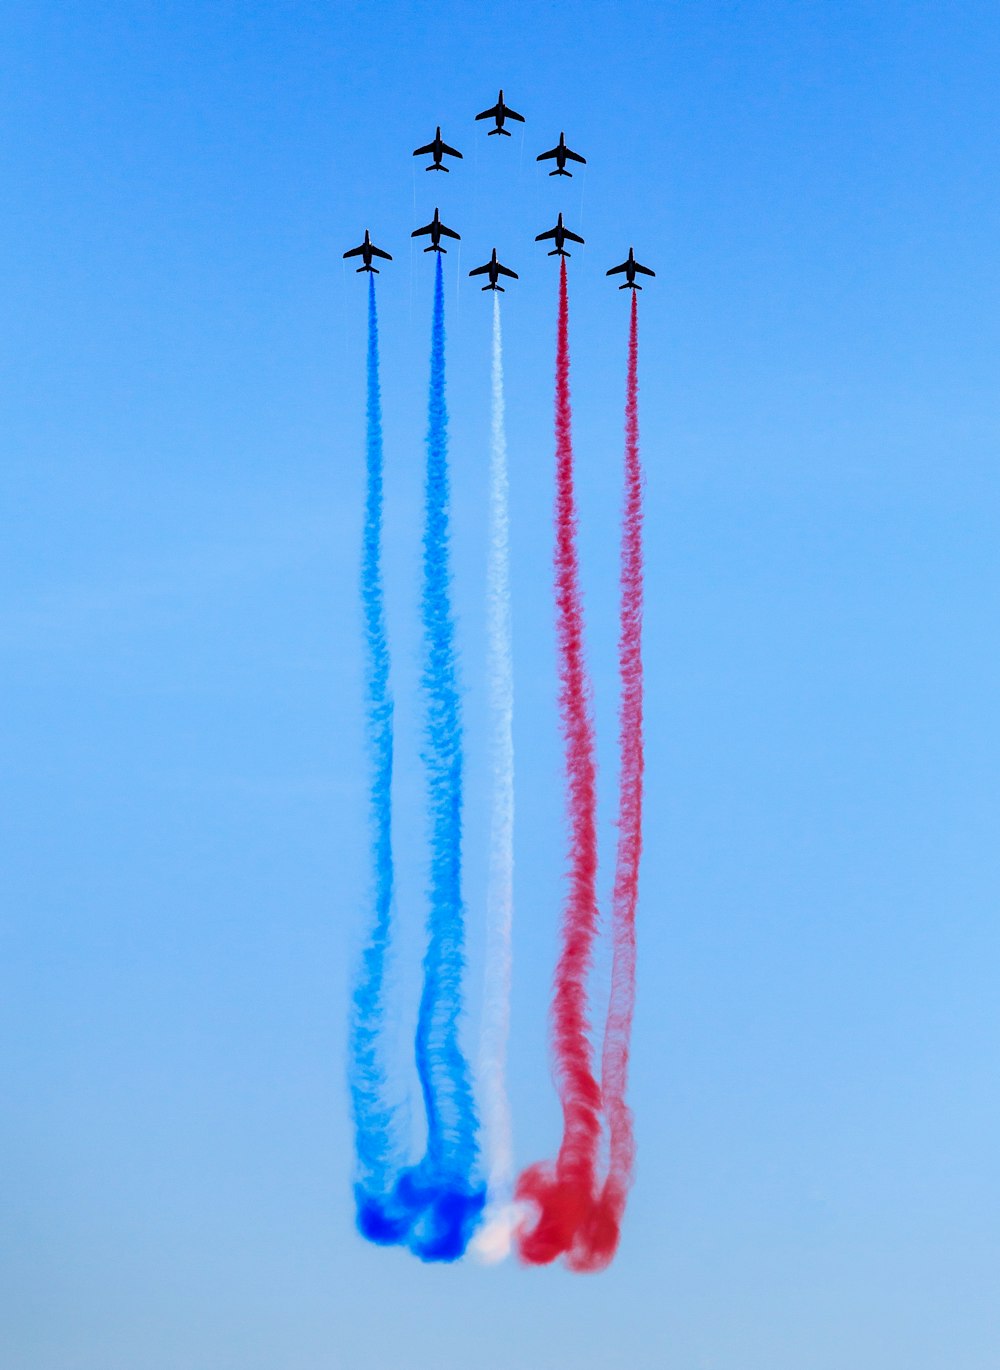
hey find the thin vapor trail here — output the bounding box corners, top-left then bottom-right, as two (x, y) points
(474, 293), (516, 1263)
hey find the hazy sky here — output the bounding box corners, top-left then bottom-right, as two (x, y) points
(3, 3), (999, 1367)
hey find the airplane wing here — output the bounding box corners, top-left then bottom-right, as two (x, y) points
(469, 263), (491, 276)
(439, 223), (460, 241)
(411, 221), (434, 238)
(537, 145), (559, 163)
(343, 244), (364, 258)
(564, 227), (585, 245)
(535, 226), (557, 241)
(634, 262), (655, 277)
(476, 103), (501, 122)
(606, 261), (628, 276)
(440, 140), (463, 159)
(504, 105), (525, 123)
(565, 147), (586, 164)
(371, 245), (392, 261)
(412, 141), (435, 156)
(497, 263), (518, 279)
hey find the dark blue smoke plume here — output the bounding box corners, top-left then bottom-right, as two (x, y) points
(350, 274), (409, 1242)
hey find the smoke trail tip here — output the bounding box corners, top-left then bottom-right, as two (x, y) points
(470, 1201), (525, 1264)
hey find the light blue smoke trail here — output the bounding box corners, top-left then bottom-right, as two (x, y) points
(349, 275), (410, 1245)
(473, 292), (516, 1262)
(394, 254), (486, 1261)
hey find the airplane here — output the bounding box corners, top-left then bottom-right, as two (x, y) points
(412, 125), (463, 171)
(606, 247), (655, 290)
(536, 131), (586, 177)
(535, 211), (585, 257)
(475, 88), (525, 137)
(343, 229), (393, 273)
(469, 248), (519, 291)
(411, 207), (461, 254)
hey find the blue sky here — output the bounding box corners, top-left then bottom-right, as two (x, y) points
(2, 2), (999, 1366)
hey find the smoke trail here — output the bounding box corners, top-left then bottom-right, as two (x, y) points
(516, 257), (604, 1268)
(395, 253), (486, 1261)
(473, 293), (516, 1263)
(350, 275), (409, 1245)
(579, 288), (645, 1272)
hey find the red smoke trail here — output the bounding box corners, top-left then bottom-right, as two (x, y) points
(583, 288), (644, 1272)
(517, 278), (645, 1273)
(516, 257), (603, 1268)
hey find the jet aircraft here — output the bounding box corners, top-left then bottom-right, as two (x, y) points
(343, 229), (392, 273)
(412, 126), (463, 171)
(535, 212), (585, 257)
(475, 89), (525, 137)
(536, 132), (586, 176)
(606, 247), (655, 290)
(411, 208), (461, 254)
(469, 248), (519, 291)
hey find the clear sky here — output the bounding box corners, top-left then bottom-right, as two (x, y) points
(2, 2), (999, 1367)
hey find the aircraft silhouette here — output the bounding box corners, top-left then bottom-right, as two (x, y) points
(535, 211), (585, 257)
(536, 131), (586, 177)
(343, 229), (392, 274)
(469, 248), (519, 291)
(475, 89), (525, 137)
(412, 126), (463, 171)
(606, 247), (655, 290)
(411, 208), (461, 254)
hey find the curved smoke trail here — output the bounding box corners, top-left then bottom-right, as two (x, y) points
(516, 257), (604, 1269)
(350, 275), (408, 1244)
(473, 293), (516, 1263)
(394, 253), (485, 1261)
(582, 288), (645, 1271)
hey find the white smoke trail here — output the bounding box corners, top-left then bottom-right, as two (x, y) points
(473, 292), (517, 1263)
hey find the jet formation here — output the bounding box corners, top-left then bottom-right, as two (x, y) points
(345, 92), (654, 292)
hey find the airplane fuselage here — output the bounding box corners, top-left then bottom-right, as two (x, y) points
(427, 139), (449, 170)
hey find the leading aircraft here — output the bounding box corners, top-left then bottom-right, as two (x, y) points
(475, 89), (525, 137)
(411, 208), (461, 254)
(535, 212), (585, 257)
(536, 131), (586, 177)
(412, 126), (463, 171)
(343, 229), (392, 273)
(606, 247), (655, 290)
(469, 248), (519, 291)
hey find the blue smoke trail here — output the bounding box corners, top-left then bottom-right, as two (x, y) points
(395, 254), (485, 1260)
(350, 274), (411, 1245)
